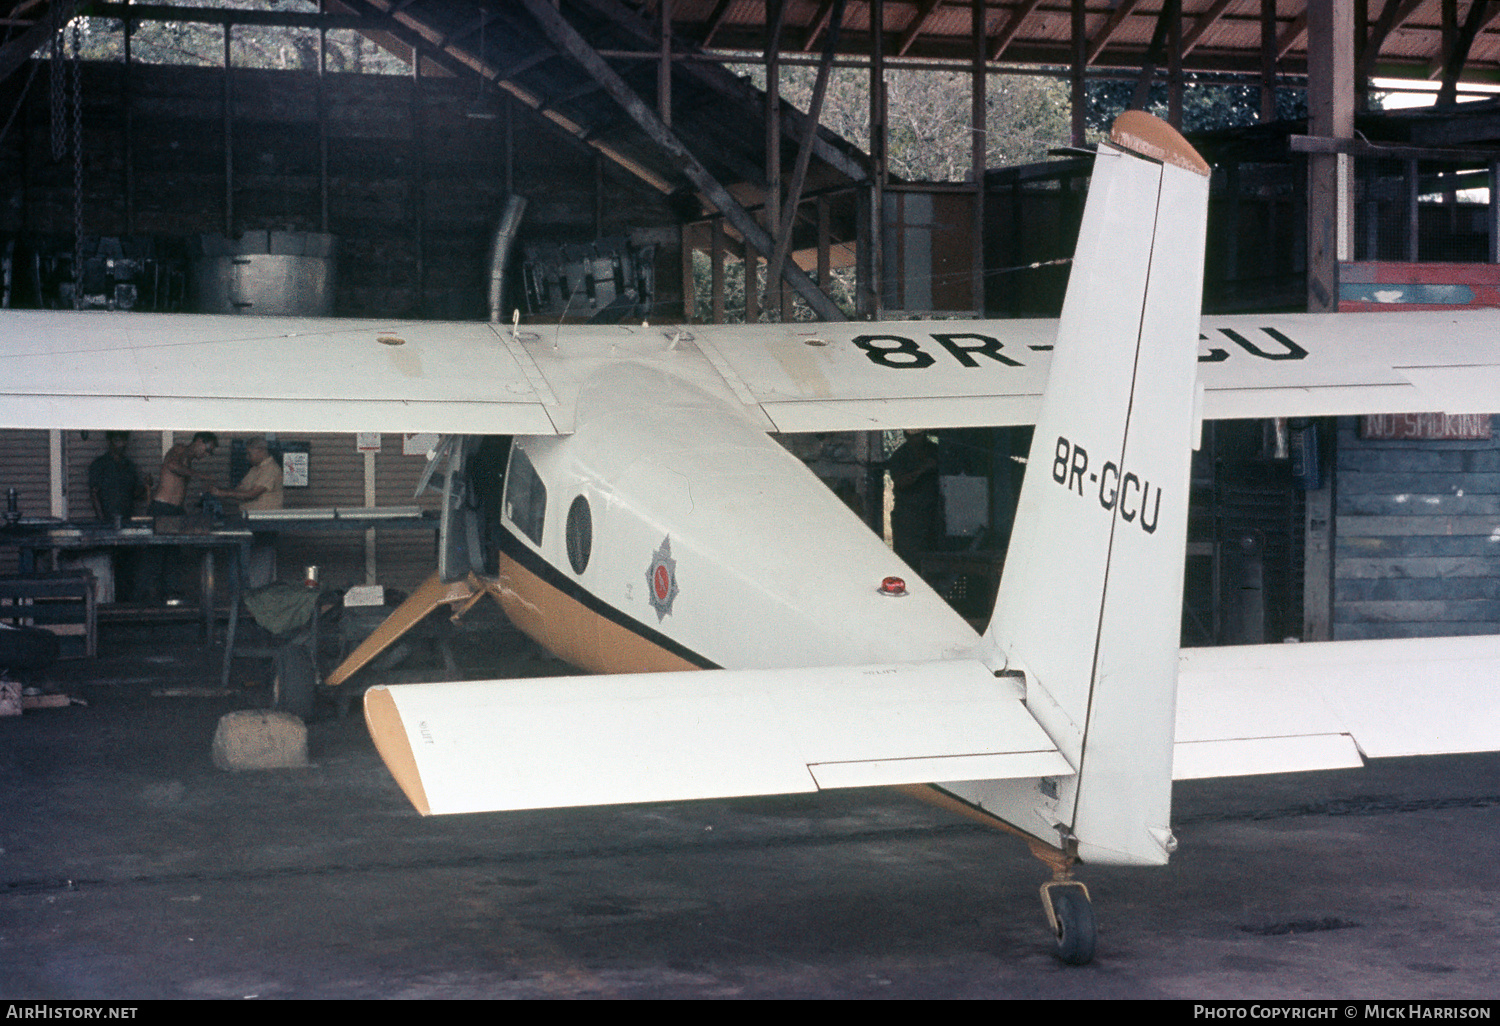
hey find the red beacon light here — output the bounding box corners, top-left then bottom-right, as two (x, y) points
(879, 576), (908, 597)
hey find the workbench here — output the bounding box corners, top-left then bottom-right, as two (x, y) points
(5, 509), (437, 690)
(8, 522), (252, 685)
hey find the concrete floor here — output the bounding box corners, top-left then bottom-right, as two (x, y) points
(2, 616), (1498, 999)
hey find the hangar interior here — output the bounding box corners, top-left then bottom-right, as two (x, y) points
(1, 0), (1499, 663)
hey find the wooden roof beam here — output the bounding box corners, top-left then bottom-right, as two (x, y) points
(1277, 10), (1309, 59)
(1437, 0), (1500, 104)
(896, 0), (947, 58)
(767, 0), (846, 303)
(1357, 0), (1425, 83)
(701, 0), (735, 48)
(1087, 0), (1145, 66)
(519, 0), (846, 320)
(1419, 0), (1491, 81)
(347, 0), (677, 193)
(765, 0), (789, 54)
(800, 0), (838, 52)
(0, 0), (61, 85)
(1181, 0), (1236, 58)
(1129, 0), (1176, 110)
(1434, 0), (1457, 79)
(989, 0), (1045, 61)
(575, 0), (869, 184)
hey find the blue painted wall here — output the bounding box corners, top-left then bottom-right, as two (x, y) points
(1334, 415), (1500, 639)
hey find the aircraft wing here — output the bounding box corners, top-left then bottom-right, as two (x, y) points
(363, 659), (1073, 815)
(1173, 635), (1500, 780)
(689, 309), (1500, 432)
(0, 311), (560, 434)
(3, 307), (1499, 434)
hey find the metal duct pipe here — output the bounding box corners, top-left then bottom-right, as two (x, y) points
(487, 195), (528, 323)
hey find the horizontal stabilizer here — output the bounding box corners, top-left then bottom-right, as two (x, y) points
(364, 660), (1073, 816)
(1174, 635), (1500, 779)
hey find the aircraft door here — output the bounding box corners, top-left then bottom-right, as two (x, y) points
(470, 436), (512, 574)
(436, 435), (511, 582)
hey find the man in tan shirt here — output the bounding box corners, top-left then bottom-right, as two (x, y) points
(212, 438), (284, 586)
(212, 438), (283, 511)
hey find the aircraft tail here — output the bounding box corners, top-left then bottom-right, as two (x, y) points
(968, 113), (1211, 865)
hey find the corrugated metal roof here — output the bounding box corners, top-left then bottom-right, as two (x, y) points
(1, 0), (1495, 211)
(666, 0), (1500, 78)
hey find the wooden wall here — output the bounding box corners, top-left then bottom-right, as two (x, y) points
(267, 431), (442, 596)
(1333, 415), (1500, 639)
(0, 431), (50, 575)
(0, 60), (686, 320)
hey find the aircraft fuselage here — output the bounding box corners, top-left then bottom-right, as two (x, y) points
(487, 362), (981, 675)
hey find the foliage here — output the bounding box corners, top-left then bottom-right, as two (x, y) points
(689, 249), (857, 323)
(61, 3), (408, 73)
(756, 63), (1308, 180)
(746, 64), (1072, 181)
(1083, 77), (1309, 137)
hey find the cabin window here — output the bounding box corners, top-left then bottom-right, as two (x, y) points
(504, 446), (546, 547)
(566, 495), (592, 575)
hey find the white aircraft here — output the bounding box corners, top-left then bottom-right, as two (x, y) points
(4, 112), (1500, 965)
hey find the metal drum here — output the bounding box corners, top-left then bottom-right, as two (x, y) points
(190, 230), (337, 316)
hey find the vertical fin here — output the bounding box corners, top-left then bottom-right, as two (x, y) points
(968, 112), (1211, 865)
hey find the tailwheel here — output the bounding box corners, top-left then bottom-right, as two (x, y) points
(1041, 881), (1096, 966)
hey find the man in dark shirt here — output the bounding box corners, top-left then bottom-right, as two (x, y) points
(87, 431), (145, 602)
(888, 430), (941, 569)
(88, 431), (143, 523)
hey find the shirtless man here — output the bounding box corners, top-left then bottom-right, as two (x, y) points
(147, 432), (217, 516)
(136, 432), (217, 603)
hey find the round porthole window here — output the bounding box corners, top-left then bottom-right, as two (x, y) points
(566, 495), (592, 575)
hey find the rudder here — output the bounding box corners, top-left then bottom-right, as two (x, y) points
(960, 112), (1211, 865)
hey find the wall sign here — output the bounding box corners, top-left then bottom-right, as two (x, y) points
(1359, 414), (1492, 441)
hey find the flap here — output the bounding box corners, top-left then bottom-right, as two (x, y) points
(1173, 734), (1364, 781)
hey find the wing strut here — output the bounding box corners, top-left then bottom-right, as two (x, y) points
(326, 572), (502, 688)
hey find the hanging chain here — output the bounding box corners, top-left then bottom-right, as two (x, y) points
(49, 16), (66, 161)
(71, 18), (85, 308)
